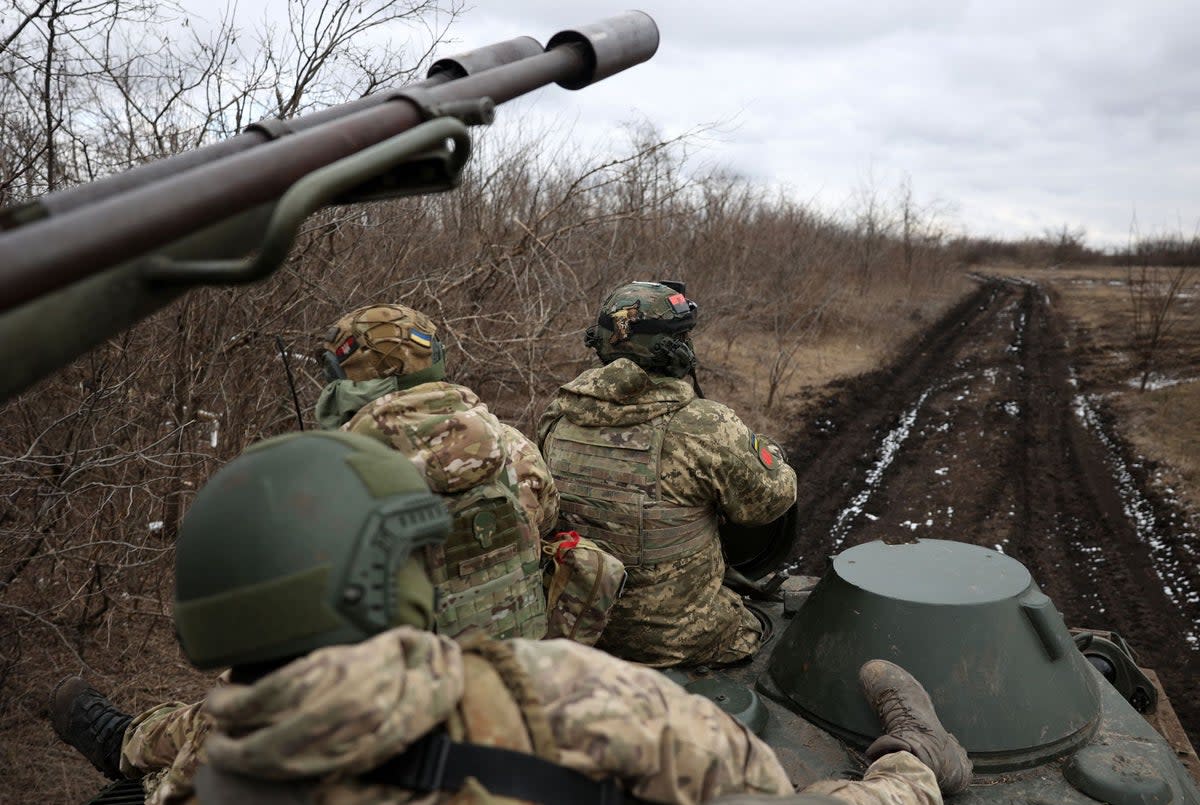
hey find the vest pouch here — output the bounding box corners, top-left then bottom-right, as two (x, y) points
(428, 482), (546, 639)
(542, 531), (627, 645)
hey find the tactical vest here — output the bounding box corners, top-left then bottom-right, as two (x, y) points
(348, 414), (545, 640)
(543, 415), (716, 566)
(421, 479), (547, 640)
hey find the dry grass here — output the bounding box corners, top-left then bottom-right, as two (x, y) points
(1001, 264), (1200, 512)
(1111, 381), (1200, 505)
(694, 277), (971, 437)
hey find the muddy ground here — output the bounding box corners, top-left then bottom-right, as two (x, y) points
(782, 276), (1200, 748)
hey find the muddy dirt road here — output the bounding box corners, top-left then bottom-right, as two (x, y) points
(783, 277), (1200, 745)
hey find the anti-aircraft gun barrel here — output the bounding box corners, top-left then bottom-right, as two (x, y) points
(6, 36), (545, 222)
(0, 11), (659, 403)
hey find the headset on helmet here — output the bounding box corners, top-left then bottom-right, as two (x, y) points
(173, 431), (450, 671)
(585, 280), (699, 378)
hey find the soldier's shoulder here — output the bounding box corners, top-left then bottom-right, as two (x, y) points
(666, 398), (748, 437)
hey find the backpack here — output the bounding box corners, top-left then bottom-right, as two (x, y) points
(542, 531), (627, 645)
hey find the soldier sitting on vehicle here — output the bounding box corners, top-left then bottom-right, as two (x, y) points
(538, 281), (797, 667)
(50, 431), (971, 805)
(315, 303), (557, 640)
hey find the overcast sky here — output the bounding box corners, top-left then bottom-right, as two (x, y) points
(203, 1), (1200, 248)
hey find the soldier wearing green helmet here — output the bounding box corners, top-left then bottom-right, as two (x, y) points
(49, 431), (970, 805)
(538, 281), (798, 667)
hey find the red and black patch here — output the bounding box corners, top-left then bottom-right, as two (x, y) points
(334, 336), (358, 360)
(668, 293), (691, 314)
(751, 433), (776, 470)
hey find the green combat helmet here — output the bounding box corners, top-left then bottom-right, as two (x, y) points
(321, 304), (446, 384)
(585, 281), (699, 378)
(174, 430), (451, 671)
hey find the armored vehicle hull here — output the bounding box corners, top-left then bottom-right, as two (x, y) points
(671, 538), (1200, 804)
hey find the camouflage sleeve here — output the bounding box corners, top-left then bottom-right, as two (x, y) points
(662, 399), (797, 525)
(120, 699), (211, 786)
(535, 397), (565, 450)
(501, 424), (560, 536)
(509, 638), (793, 801)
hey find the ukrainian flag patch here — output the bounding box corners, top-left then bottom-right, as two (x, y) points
(409, 329), (433, 348)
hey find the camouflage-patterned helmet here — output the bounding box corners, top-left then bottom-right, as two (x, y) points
(584, 281), (699, 378)
(174, 431), (450, 670)
(321, 304), (446, 383)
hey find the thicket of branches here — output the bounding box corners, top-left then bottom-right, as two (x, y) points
(954, 226), (1200, 268)
(0, 2), (961, 800)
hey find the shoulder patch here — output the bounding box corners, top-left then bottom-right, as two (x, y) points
(750, 432), (777, 470)
(409, 328), (433, 348)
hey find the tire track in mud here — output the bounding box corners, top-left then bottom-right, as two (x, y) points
(783, 277), (1200, 745)
(783, 281), (1005, 561)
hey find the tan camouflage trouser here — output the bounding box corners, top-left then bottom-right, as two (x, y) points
(710, 751), (941, 805)
(597, 538), (762, 667)
(804, 752), (941, 805)
(121, 700), (211, 805)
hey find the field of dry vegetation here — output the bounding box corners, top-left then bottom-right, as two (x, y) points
(1012, 263), (1200, 513)
(3, 0), (1198, 801)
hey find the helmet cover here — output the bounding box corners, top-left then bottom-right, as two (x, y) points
(585, 281), (699, 377)
(174, 431), (450, 670)
(322, 304), (446, 383)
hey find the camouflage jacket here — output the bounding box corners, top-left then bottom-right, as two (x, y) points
(536, 359), (796, 666)
(121, 627), (792, 805)
(339, 381), (555, 639)
(537, 359), (794, 527)
(340, 380), (558, 534)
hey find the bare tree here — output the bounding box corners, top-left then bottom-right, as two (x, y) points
(850, 172), (893, 292)
(1127, 228), (1195, 392)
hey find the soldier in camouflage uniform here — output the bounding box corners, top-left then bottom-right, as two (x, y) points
(50, 432), (970, 805)
(538, 281), (797, 667)
(315, 303), (557, 640)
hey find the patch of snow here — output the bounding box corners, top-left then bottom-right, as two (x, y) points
(1003, 401), (1020, 417)
(935, 467), (949, 476)
(1007, 310), (1027, 355)
(148, 521), (164, 532)
(829, 386), (934, 550)
(1072, 391), (1200, 650)
(1125, 373), (1200, 391)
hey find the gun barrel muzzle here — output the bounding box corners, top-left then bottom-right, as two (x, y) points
(546, 10), (660, 90)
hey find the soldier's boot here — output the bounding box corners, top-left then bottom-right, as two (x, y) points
(859, 659), (972, 795)
(49, 676), (132, 780)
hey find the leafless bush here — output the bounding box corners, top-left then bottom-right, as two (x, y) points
(1125, 225), (1198, 392)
